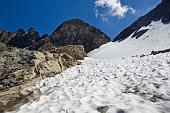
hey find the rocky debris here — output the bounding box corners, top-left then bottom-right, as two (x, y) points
(117, 109), (126, 113)
(0, 44), (78, 112)
(130, 48), (170, 58)
(131, 29), (148, 39)
(50, 19), (110, 53)
(7, 28), (40, 48)
(97, 106), (109, 113)
(151, 48), (170, 55)
(49, 45), (86, 60)
(113, 0), (170, 42)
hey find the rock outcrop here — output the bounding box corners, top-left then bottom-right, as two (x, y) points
(0, 44), (77, 91)
(113, 0), (170, 42)
(0, 44), (78, 112)
(28, 34), (53, 51)
(49, 45), (86, 60)
(151, 48), (170, 55)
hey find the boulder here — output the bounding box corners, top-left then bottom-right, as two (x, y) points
(97, 106), (109, 113)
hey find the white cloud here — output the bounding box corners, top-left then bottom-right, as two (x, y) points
(95, 0), (135, 21)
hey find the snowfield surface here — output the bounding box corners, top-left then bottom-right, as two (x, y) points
(88, 21), (170, 59)
(8, 52), (170, 113)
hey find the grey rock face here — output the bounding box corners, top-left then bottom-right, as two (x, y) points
(113, 0), (170, 42)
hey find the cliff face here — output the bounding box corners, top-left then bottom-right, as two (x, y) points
(113, 0), (170, 42)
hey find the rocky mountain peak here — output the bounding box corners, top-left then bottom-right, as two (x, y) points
(28, 27), (36, 33)
(16, 28), (26, 36)
(51, 19), (110, 52)
(27, 27), (40, 40)
(52, 19), (96, 36)
(56, 19), (87, 28)
(7, 28), (40, 48)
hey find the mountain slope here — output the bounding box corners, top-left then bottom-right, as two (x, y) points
(7, 52), (170, 113)
(88, 21), (170, 59)
(88, 0), (170, 59)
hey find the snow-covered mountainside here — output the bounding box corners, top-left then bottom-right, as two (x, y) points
(8, 52), (170, 113)
(88, 21), (170, 59)
(88, 0), (170, 60)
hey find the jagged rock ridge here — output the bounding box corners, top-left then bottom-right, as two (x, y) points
(0, 19), (110, 53)
(7, 28), (41, 48)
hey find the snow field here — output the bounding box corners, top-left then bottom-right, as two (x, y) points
(8, 52), (170, 113)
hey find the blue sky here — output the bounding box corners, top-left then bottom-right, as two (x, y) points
(0, 0), (160, 38)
